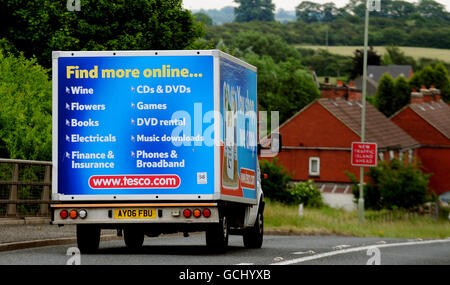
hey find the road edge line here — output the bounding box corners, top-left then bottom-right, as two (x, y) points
(271, 238), (450, 265)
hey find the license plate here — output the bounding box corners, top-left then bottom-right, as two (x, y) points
(114, 209), (156, 219)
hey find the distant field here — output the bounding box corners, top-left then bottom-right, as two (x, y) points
(297, 45), (450, 62)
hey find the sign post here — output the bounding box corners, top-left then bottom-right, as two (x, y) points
(358, 0), (380, 225)
(352, 140), (378, 225)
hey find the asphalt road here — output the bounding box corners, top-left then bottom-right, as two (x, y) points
(0, 233), (449, 265)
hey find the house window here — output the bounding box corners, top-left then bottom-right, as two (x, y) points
(399, 150), (403, 161)
(378, 152), (384, 161)
(389, 150), (395, 161)
(309, 157), (320, 176)
(408, 149), (413, 163)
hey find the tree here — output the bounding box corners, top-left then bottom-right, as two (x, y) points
(382, 45), (417, 70)
(344, 0), (366, 18)
(348, 159), (429, 210)
(234, 0), (275, 22)
(243, 53), (320, 124)
(385, 0), (416, 19)
(417, 0), (450, 20)
(350, 47), (382, 79)
(433, 63), (450, 102)
(321, 3), (339, 22)
(393, 76), (411, 113)
(0, 50), (51, 161)
(0, 0), (203, 68)
(296, 1), (323, 23)
(259, 158), (292, 203)
(409, 64), (450, 103)
(376, 73), (395, 117)
(420, 65), (436, 87)
(194, 12), (214, 26)
(230, 31), (301, 63)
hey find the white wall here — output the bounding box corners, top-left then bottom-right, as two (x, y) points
(321, 193), (356, 212)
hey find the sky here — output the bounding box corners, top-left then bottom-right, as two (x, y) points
(182, 0), (450, 12)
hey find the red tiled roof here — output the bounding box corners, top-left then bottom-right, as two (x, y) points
(318, 98), (419, 149)
(409, 101), (450, 140)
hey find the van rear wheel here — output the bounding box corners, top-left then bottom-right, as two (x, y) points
(206, 216), (229, 252)
(243, 211), (263, 249)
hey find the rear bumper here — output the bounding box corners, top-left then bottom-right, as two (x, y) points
(51, 202), (219, 225)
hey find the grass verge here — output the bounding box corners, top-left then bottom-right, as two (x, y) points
(264, 200), (450, 239)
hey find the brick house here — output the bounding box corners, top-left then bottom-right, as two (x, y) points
(262, 83), (419, 209)
(354, 65), (413, 97)
(391, 87), (450, 196)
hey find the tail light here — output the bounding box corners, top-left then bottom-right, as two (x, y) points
(60, 210), (68, 219)
(78, 209), (88, 219)
(193, 209), (201, 218)
(183, 209), (191, 218)
(202, 208), (211, 218)
(69, 209), (78, 219)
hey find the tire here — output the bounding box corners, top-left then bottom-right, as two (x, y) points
(124, 227), (144, 251)
(243, 210), (264, 249)
(76, 224), (101, 254)
(206, 216), (229, 253)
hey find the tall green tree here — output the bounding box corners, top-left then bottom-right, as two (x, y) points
(0, 0), (203, 68)
(234, 0), (275, 22)
(296, 1), (342, 23)
(350, 47), (382, 79)
(393, 76), (411, 113)
(409, 64), (450, 102)
(376, 73), (395, 116)
(243, 53), (320, 124)
(420, 65), (436, 87)
(296, 1), (323, 23)
(417, 0), (450, 20)
(433, 63), (450, 102)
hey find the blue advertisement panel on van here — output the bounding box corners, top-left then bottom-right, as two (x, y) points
(220, 57), (258, 200)
(57, 55), (215, 196)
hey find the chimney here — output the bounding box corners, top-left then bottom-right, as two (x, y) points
(429, 85), (441, 102)
(347, 81), (362, 101)
(410, 89), (423, 104)
(420, 85), (433, 103)
(320, 81), (347, 100)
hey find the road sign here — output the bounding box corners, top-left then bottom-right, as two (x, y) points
(351, 142), (377, 167)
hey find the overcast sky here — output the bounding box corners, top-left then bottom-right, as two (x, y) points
(183, 0), (450, 12)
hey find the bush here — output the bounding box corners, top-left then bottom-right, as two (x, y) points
(347, 159), (430, 210)
(290, 181), (323, 208)
(0, 50), (52, 161)
(259, 158), (292, 203)
(260, 159), (323, 207)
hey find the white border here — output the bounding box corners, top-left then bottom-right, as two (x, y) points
(56, 194), (216, 201)
(351, 142), (378, 167)
(52, 50), (256, 72)
(308, 157), (320, 176)
(51, 54), (59, 200)
(87, 174), (181, 190)
(213, 54), (221, 200)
